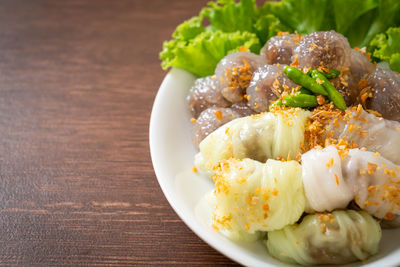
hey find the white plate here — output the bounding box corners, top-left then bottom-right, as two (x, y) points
(149, 67), (400, 267)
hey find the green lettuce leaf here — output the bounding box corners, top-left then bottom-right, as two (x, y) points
(160, 30), (260, 77)
(200, 0), (257, 33)
(332, 0), (377, 33)
(200, 0), (289, 44)
(361, 0), (400, 47)
(265, 0), (400, 47)
(160, 0), (264, 77)
(254, 14), (291, 45)
(265, 0), (334, 34)
(172, 16), (205, 41)
(369, 27), (400, 72)
(160, 0), (400, 77)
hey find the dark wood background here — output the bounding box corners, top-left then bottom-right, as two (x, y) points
(0, 0), (239, 265)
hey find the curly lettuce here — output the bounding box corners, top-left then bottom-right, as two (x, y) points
(160, 30), (260, 77)
(160, 0), (287, 77)
(265, 0), (400, 47)
(200, 0), (257, 33)
(369, 27), (400, 73)
(160, 0), (400, 77)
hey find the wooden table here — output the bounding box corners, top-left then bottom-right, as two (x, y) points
(0, 0), (238, 265)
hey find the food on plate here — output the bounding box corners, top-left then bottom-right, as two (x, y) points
(159, 0), (400, 265)
(322, 108), (400, 165)
(293, 31), (351, 70)
(246, 64), (296, 112)
(187, 76), (231, 118)
(301, 146), (354, 213)
(192, 107), (242, 147)
(266, 210), (381, 265)
(215, 52), (265, 104)
(363, 68), (400, 121)
(195, 109), (310, 176)
(302, 146), (400, 224)
(345, 149), (400, 225)
(260, 33), (299, 65)
(209, 158), (305, 234)
(160, 0), (400, 78)
(369, 27), (400, 73)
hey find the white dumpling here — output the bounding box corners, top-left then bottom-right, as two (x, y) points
(301, 146), (400, 225)
(266, 210), (381, 265)
(343, 149), (400, 222)
(195, 109), (311, 176)
(211, 158), (305, 235)
(301, 146), (353, 212)
(327, 109), (400, 165)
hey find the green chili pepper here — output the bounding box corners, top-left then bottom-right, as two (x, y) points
(283, 66), (328, 96)
(310, 70), (346, 111)
(270, 94), (318, 109)
(299, 87), (313, 95)
(323, 69), (340, 79)
(282, 94), (319, 108)
(269, 99), (282, 110)
(307, 69), (340, 79)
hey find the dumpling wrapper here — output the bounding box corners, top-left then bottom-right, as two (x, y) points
(327, 109), (400, 165)
(195, 109), (311, 176)
(266, 210), (381, 265)
(211, 158), (305, 236)
(301, 146), (353, 212)
(302, 146), (400, 224)
(344, 149), (400, 222)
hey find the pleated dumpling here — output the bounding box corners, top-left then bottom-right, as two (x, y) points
(301, 146), (353, 212)
(195, 109), (311, 176)
(344, 149), (400, 224)
(301, 146), (400, 226)
(211, 158), (305, 235)
(266, 210), (381, 265)
(327, 108), (400, 165)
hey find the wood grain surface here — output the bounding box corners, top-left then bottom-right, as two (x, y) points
(0, 0), (239, 265)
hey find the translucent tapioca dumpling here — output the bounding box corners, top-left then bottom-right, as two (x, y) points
(330, 49), (376, 106)
(260, 33), (301, 65)
(301, 146), (400, 226)
(363, 68), (400, 122)
(246, 64), (297, 113)
(349, 49), (376, 83)
(330, 68), (359, 106)
(230, 101), (256, 117)
(215, 52), (265, 103)
(192, 107), (240, 147)
(292, 31), (352, 70)
(187, 76), (230, 118)
(344, 148), (400, 226)
(325, 108), (400, 165)
(266, 210), (381, 265)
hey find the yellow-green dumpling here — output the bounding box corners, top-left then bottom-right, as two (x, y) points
(266, 210), (381, 265)
(211, 158), (305, 235)
(195, 109), (311, 176)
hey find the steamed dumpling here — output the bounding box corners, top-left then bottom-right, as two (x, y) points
(211, 158), (305, 235)
(327, 108), (400, 165)
(266, 210), (381, 265)
(215, 52), (265, 104)
(292, 31), (351, 70)
(302, 146), (400, 224)
(301, 146), (353, 212)
(344, 149), (400, 224)
(195, 109), (311, 176)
